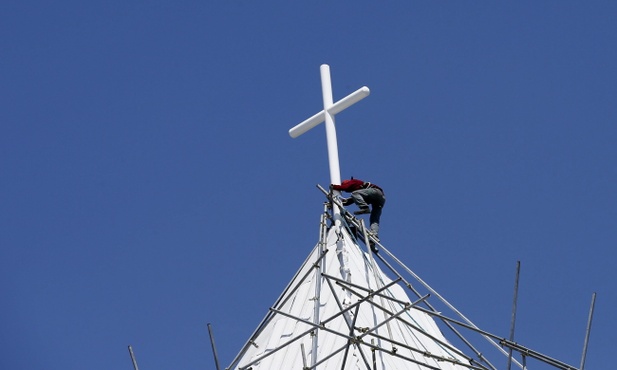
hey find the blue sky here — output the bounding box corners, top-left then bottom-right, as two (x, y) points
(1, 1), (615, 369)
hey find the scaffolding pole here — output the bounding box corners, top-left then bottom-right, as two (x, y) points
(507, 261), (521, 370)
(127, 345), (140, 370)
(579, 292), (596, 370)
(208, 323), (222, 370)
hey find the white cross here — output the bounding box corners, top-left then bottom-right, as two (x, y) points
(289, 64), (370, 188)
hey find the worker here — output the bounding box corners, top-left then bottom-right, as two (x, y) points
(330, 177), (386, 238)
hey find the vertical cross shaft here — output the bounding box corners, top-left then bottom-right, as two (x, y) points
(320, 65), (342, 186)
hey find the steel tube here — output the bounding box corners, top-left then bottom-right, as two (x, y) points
(580, 292), (596, 370)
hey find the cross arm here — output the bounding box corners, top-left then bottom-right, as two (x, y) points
(288, 86), (370, 138)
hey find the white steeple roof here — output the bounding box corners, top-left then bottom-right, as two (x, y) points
(229, 222), (472, 370)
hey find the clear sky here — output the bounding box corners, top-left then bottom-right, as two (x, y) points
(1, 1), (615, 369)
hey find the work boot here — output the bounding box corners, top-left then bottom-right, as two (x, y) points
(369, 240), (379, 253)
(369, 234), (379, 253)
(354, 207), (370, 215)
(341, 197), (353, 206)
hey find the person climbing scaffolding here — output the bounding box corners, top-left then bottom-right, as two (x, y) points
(330, 177), (386, 238)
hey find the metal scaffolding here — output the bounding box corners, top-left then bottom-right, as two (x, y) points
(225, 188), (591, 370)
